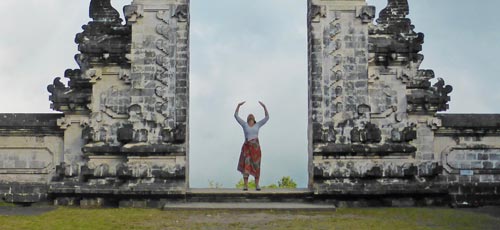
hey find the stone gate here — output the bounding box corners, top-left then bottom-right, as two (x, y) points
(0, 0), (499, 207)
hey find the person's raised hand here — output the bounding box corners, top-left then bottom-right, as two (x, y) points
(258, 101), (266, 107)
(238, 101), (246, 106)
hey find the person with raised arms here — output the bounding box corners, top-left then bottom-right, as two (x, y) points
(234, 101), (269, 191)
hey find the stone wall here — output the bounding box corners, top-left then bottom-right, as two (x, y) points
(0, 114), (63, 203)
(435, 114), (500, 205)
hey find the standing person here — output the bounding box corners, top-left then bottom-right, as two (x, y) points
(234, 101), (269, 191)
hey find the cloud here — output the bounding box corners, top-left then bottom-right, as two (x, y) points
(188, 0), (309, 187)
(0, 1), (87, 112)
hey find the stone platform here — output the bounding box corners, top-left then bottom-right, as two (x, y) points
(164, 188), (333, 210)
(163, 202), (335, 211)
(186, 188), (313, 203)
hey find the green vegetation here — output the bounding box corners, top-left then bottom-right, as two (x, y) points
(0, 207), (498, 230)
(0, 201), (15, 207)
(208, 180), (223, 189)
(277, 176), (297, 188)
(235, 176), (298, 189)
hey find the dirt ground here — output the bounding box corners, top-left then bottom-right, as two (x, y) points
(462, 206), (500, 218)
(187, 212), (325, 225)
(0, 206), (56, 216)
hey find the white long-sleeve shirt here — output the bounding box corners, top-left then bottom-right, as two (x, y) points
(235, 112), (269, 141)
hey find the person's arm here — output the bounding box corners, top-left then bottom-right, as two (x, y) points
(234, 101), (246, 126)
(257, 101), (269, 126)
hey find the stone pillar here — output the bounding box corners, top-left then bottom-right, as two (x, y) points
(48, 0), (190, 202)
(57, 115), (88, 179)
(125, 0), (189, 147)
(308, 0), (375, 192)
(122, 0), (190, 190)
(308, 0), (451, 196)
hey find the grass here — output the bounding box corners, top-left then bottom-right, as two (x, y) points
(0, 207), (498, 230)
(0, 201), (15, 207)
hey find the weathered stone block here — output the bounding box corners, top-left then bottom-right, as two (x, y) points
(117, 125), (134, 144)
(421, 153), (434, 161)
(480, 175), (494, 183)
(119, 200), (148, 208)
(446, 175), (459, 183)
(54, 197), (79, 206)
(116, 164), (133, 178)
(315, 143), (416, 156)
(458, 176), (471, 183)
(458, 162), (471, 169)
(471, 161), (483, 169)
(418, 162), (441, 177)
(453, 153), (465, 161)
(80, 198), (109, 208)
(478, 153), (489, 160)
(365, 166), (383, 178)
(467, 153), (477, 161)
(483, 161), (494, 169)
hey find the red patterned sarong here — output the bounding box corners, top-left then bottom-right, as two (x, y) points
(237, 138), (261, 177)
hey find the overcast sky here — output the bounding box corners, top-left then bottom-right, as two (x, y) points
(0, 0), (499, 188)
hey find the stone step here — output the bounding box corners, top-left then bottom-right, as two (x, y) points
(186, 188), (314, 203)
(163, 202), (336, 211)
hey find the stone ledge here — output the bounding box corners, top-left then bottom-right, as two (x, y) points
(438, 114), (500, 129)
(0, 183), (49, 204)
(49, 182), (186, 196)
(82, 144), (186, 156)
(313, 179), (448, 195)
(314, 143), (416, 156)
(162, 202), (336, 211)
(314, 161), (441, 179)
(186, 188), (314, 203)
(0, 113), (63, 136)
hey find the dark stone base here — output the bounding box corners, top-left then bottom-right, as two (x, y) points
(313, 178), (449, 195)
(49, 181), (186, 208)
(314, 143), (417, 157)
(53, 197), (186, 208)
(315, 194), (450, 208)
(49, 181), (185, 196)
(2, 181), (499, 208)
(313, 180), (500, 207)
(0, 183), (49, 204)
(185, 189), (314, 203)
(449, 182), (500, 207)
